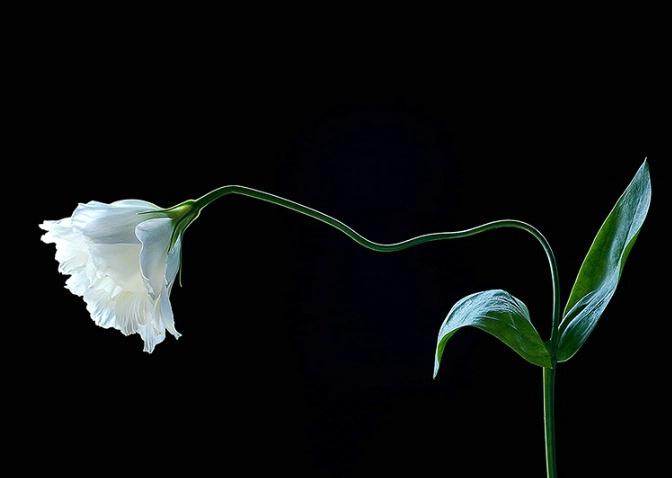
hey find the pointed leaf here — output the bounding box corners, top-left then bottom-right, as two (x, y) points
(557, 160), (651, 362)
(434, 289), (551, 377)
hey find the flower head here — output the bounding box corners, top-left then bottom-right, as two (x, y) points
(40, 198), (200, 353)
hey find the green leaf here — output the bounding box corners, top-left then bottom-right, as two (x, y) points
(434, 289), (552, 378)
(557, 160), (651, 362)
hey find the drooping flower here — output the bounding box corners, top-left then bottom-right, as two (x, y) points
(40, 198), (200, 353)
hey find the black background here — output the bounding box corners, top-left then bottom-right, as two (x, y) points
(16, 9), (667, 477)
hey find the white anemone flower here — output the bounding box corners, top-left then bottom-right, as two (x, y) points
(40, 198), (200, 353)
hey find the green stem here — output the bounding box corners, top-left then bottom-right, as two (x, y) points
(194, 184), (561, 477)
(544, 366), (558, 478)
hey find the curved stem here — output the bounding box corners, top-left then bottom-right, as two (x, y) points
(193, 184), (562, 477)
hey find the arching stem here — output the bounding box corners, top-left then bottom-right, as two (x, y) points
(193, 184), (562, 477)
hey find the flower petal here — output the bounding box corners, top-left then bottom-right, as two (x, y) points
(137, 291), (181, 354)
(165, 235), (182, 294)
(72, 199), (161, 245)
(135, 218), (173, 300)
(158, 286), (180, 339)
(40, 218), (90, 277)
(87, 242), (146, 292)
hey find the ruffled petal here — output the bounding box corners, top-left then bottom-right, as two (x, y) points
(40, 218), (90, 276)
(136, 319), (166, 353)
(83, 286), (118, 329)
(64, 267), (93, 297)
(114, 290), (155, 334)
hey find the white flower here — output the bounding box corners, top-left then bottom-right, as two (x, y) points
(40, 198), (200, 353)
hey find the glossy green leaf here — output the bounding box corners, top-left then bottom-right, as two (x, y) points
(557, 160), (651, 362)
(434, 289), (551, 377)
